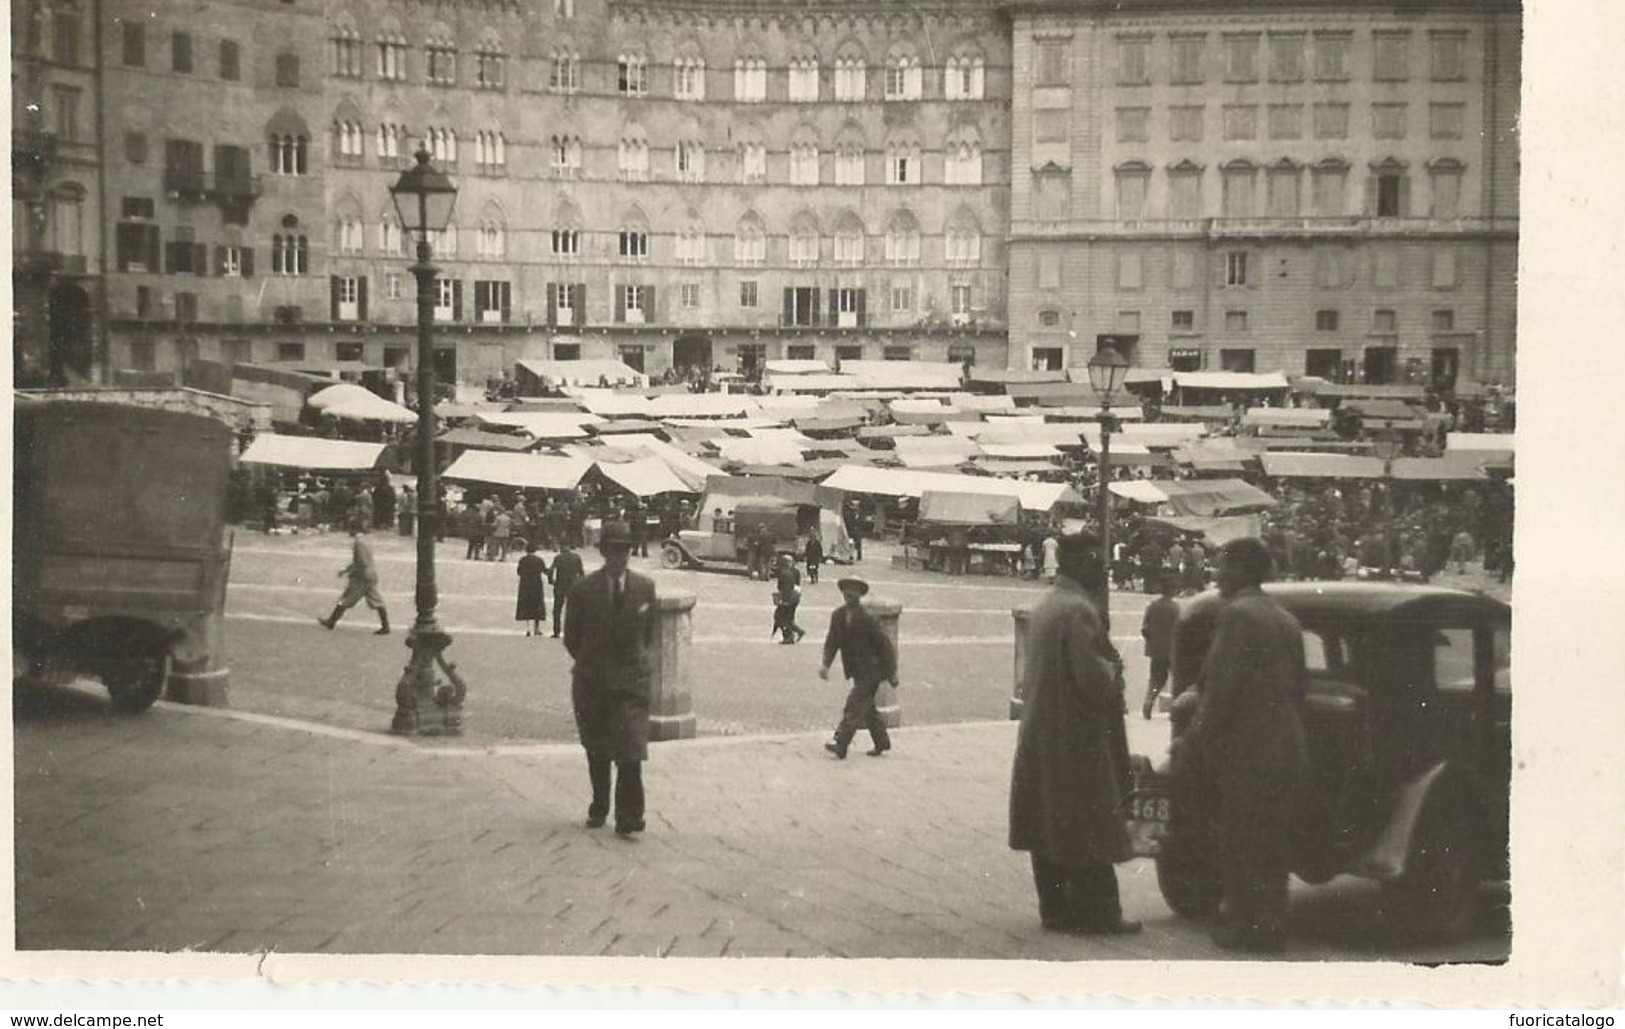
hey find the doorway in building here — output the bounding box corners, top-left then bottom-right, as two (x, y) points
(433, 346), (457, 397)
(1431, 347), (1460, 392)
(1096, 333), (1140, 366)
(673, 334), (711, 375)
(1031, 347), (1064, 371)
(619, 345), (646, 374)
(1304, 348), (1343, 379)
(48, 281), (93, 382)
(1169, 348), (1202, 373)
(1363, 347), (1397, 384)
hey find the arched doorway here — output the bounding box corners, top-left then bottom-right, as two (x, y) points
(673, 333), (711, 375)
(47, 281), (93, 383)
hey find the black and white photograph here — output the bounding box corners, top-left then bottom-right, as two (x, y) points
(6, 0), (1621, 1009)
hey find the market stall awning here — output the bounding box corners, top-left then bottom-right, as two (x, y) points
(1311, 382), (1426, 401)
(435, 427), (536, 451)
(1390, 454), (1492, 481)
(592, 456), (694, 497)
(1260, 452), (1386, 479)
(963, 368), (1069, 387)
(977, 442), (1062, 460)
(1157, 405), (1234, 421)
(754, 394), (821, 413)
(894, 435), (981, 466)
(821, 464), (1083, 512)
(1108, 479), (1173, 504)
(792, 415), (865, 433)
(1144, 514), (1264, 547)
(711, 436), (815, 467)
(515, 358), (647, 390)
(441, 451), (592, 491)
(647, 393), (758, 419)
(307, 384), (416, 423)
(838, 360), (964, 392)
(571, 390), (653, 418)
(1152, 478), (1277, 516)
(969, 458), (1068, 476)
(857, 424), (935, 439)
(1036, 406), (1145, 422)
(765, 373), (863, 393)
(1080, 422), (1207, 449)
(240, 434), (388, 471)
(1344, 399), (1424, 421)
(570, 434), (723, 491)
(976, 425), (1093, 447)
(1446, 433), (1514, 462)
(1171, 371), (1291, 392)
(957, 394), (1017, 412)
(918, 491), (1021, 526)
(473, 411), (603, 439)
(763, 359), (832, 375)
(1243, 408), (1332, 429)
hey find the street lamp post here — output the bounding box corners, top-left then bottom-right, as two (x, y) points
(1370, 427), (1404, 580)
(389, 149), (464, 735)
(1086, 346), (1130, 592)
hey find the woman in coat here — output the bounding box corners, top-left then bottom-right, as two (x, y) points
(514, 541), (550, 636)
(1008, 532), (1139, 935)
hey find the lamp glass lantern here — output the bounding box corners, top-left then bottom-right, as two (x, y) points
(389, 149), (458, 246)
(1087, 345), (1130, 400)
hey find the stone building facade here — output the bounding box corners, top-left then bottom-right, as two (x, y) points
(1004, 0), (1519, 387)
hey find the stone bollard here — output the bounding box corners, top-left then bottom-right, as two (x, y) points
(648, 590), (698, 741)
(1009, 603), (1033, 720)
(167, 610), (231, 707)
(866, 595), (904, 728)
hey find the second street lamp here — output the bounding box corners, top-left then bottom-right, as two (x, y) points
(1370, 427), (1404, 580)
(388, 149), (465, 735)
(1086, 346), (1130, 596)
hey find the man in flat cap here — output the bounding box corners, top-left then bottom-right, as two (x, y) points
(563, 520), (659, 837)
(818, 576), (897, 759)
(1008, 531), (1141, 935)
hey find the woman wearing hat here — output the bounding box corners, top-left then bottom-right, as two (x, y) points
(818, 576), (897, 758)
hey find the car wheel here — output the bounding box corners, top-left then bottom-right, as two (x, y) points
(104, 655), (169, 714)
(1388, 802), (1480, 943)
(660, 544), (686, 570)
(1155, 849), (1222, 919)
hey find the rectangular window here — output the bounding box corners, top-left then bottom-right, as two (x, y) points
(680, 282), (700, 309)
(1373, 104), (1407, 140)
(474, 280), (510, 323)
(1170, 106), (1204, 142)
(1220, 348), (1255, 373)
(1313, 33), (1349, 81)
(1267, 169), (1300, 217)
(1035, 41), (1068, 86)
(1430, 103), (1466, 140)
(1223, 105), (1258, 141)
(1224, 311), (1248, 333)
(1432, 309), (1455, 332)
(1224, 34), (1259, 82)
(1313, 103), (1350, 140)
(890, 283), (914, 312)
(1222, 169), (1256, 217)
(618, 230), (648, 259)
(434, 279), (456, 321)
(174, 292), (198, 323)
(1372, 248), (1399, 288)
(1225, 251), (1248, 287)
(835, 287), (863, 326)
(1038, 254), (1061, 290)
(172, 31), (193, 73)
(1268, 33), (1304, 81)
(1315, 309), (1339, 331)
(336, 275), (360, 320)
(1170, 173), (1202, 219)
(1033, 109), (1069, 144)
(1268, 105), (1303, 140)
(1376, 172), (1405, 218)
(1314, 248), (1349, 288)
(386, 273), (403, 300)
(787, 287), (818, 326)
(275, 52), (299, 87)
(554, 343), (581, 361)
(1373, 32), (1410, 81)
(1431, 168), (1462, 219)
(884, 345), (914, 361)
(551, 229), (580, 256)
(739, 281), (758, 308)
(617, 56), (648, 95)
(1117, 38), (1150, 85)
(1170, 36), (1204, 84)
(1431, 32), (1467, 81)
(552, 283), (580, 322)
(1432, 249), (1459, 289)
(1117, 172), (1148, 220)
(218, 40), (239, 80)
(1116, 107), (1150, 143)
(1313, 166), (1348, 215)
(951, 285), (972, 316)
(276, 341), (306, 362)
(221, 245), (243, 277)
(1116, 251), (1144, 291)
(335, 342), (365, 363)
(1172, 310), (1194, 331)
(122, 22), (145, 66)
(53, 87), (80, 141)
(621, 285), (648, 323)
(1372, 309), (1397, 334)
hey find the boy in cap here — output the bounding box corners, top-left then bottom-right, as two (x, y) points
(818, 576), (898, 758)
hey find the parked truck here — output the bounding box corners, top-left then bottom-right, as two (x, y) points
(13, 401), (234, 712)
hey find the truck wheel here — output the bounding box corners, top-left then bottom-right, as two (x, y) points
(1387, 803), (1480, 942)
(660, 544), (686, 570)
(105, 655), (169, 714)
(1155, 850), (1222, 919)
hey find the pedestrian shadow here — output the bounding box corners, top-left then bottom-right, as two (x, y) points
(12, 678), (124, 723)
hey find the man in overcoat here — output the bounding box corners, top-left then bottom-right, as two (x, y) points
(1008, 532), (1141, 935)
(819, 577), (897, 758)
(562, 521), (658, 837)
(1181, 536), (1309, 953)
(549, 540), (585, 639)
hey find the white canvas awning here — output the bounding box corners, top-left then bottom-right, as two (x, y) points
(838, 360), (965, 391)
(306, 384), (416, 423)
(1447, 432), (1515, 453)
(1243, 407), (1332, 428)
(978, 442), (1062, 460)
(893, 435), (980, 467)
(473, 411), (603, 439)
(240, 434), (388, 471)
(711, 436), (813, 466)
(567, 434), (724, 491)
(1172, 371), (1290, 392)
(441, 451), (592, 491)
(976, 425), (1093, 447)
(647, 393), (758, 419)
(1108, 480), (1172, 504)
(1078, 422), (1207, 448)
(516, 358), (647, 389)
(593, 456), (693, 496)
(763, 359), (832, 375)
(765, 373), (862, 393)
(571, 390), (653, 418)
(820, 464), (1084, 512)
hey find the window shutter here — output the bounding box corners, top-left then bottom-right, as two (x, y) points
(1364, 175), (1377, 216)
(164, 241), (179, 274)
(782, 288), (794, 325)
(614, 285), (626, 322)
(330, 276), (341, 321)
(644, 286), (656, 322)
(146, 227), (161, 272)
(856, 288), (867, 327)
(194, 243), (208, 276)
(546, 283), (558, 326)
(241, 246), (254, 277)
(1397, 176), (1411, 218)
(500, 283), (511, 323)
(827, 289), (839, 326)
(811, 288), (821, 323)
(575, 285), (586, 326)
(452, 279), (463, 321)
(215, 245), (227, 276)
(358, 276), (369, 321)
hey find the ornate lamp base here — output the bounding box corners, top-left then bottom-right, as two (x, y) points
(390, 624), (467, 736)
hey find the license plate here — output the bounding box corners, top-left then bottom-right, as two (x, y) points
(1125, 791), (1171, 858)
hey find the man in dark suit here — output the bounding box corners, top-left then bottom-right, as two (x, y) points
(819, 577), (897, 758)
(1182, 537), (1309, 953)
(563, 521), (659, 837)
(549, 540), (585, 639)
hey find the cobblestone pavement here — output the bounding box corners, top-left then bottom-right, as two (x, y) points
(15, 685), (1509, 962)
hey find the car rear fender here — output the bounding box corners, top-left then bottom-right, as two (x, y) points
(1347, 761), (1474, 882)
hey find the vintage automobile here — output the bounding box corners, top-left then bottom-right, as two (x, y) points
(1125, 582), (1511, 941)
(660, 498), (806, 574)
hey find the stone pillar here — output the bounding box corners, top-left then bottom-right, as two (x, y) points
(167, 610), (231, 707)
(648, 590), (697, 741)
(866, 596), (903, 728)
(1009, 603), (1033, 720)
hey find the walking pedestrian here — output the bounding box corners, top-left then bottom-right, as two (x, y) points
(1041, 532), (1060, 583)
(1140, 575), (1180, 719)
(804, 530), (824, 584)
(316, 527), (391, 635)
(490, 505), (513, 561)
(463, 501), (486, 561)
(550, 539), (586, 639)
(1007, 532), (1141, 936)
(772, 553), (806, 644)
(1180, 537), (1309, 954)
(563, 521), (658, 837)
(819, 576), (897, 758)
(515, 541), (550, 637)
